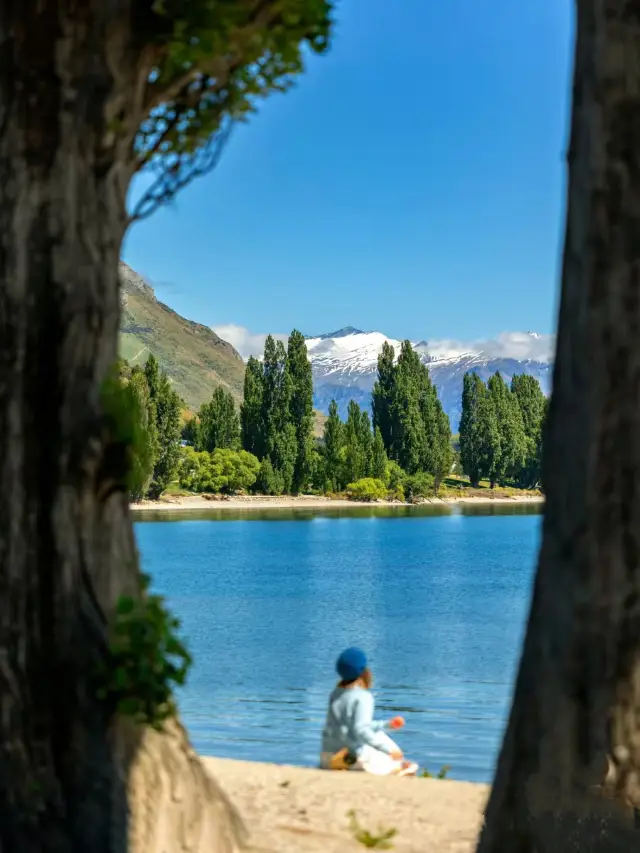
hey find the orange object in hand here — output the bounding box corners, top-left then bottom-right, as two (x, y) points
(389, 716), (405, 730)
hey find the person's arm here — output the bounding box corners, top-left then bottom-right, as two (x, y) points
(351, 692), (394, 754)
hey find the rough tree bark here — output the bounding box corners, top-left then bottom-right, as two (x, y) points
(0, 3), (251, 851)
(477, 2), (640, 851)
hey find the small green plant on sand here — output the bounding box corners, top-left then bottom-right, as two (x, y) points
(419, 764), (451, 779)
(97, 572), (192, 729)
(347, 809), (397, 849)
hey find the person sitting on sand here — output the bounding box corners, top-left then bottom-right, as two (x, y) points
(319, 647), (418, 777)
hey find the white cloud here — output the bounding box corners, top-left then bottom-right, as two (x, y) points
(212, 324), (556, 364)
(423, 331), (555, 363)
(211, 324), (288, 359)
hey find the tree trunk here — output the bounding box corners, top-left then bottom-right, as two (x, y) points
(477, 2), (640, 851)
(0, 5), (250, 852)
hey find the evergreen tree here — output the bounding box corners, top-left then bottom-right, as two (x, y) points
(111, 365), (158, 501)
(262, 336), (296, 493)
(323, 399), (344, 492)
(358, 408), (374, 476)
(343, 400), (372, 484)
(372, 341), (396, 452)
(255, 457), (286, 496)
(371, 427), (388, 481)
(287, 329), (314, 494)
(459, 372), (499, 487)
(487, 371), (527, 487)
(511, 374), (547, 488)
(196, 386), (240, 452)
(241, 356), (266, 458)
(391, 341), (427, 473)
(144, 354), (183, 498)
(372, 339), (450, 484)
(182, 415), (199, 446)
(431, 399), (453, 492)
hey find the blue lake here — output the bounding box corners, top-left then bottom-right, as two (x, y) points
(135, 503), (542, 783)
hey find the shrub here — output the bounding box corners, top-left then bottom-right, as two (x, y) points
(390, 483), (405, 502)
(178, 446), (259, 493)
(385, 460), (405, 491)
(404, 471), (435, 501)
(97, 573), (192, 729)
(346, 478), (388, 502)
(255, 457), (286, 496)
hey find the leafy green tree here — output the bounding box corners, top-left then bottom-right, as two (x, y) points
(127, 370), (159, 500)
(287, 329), (314, 494)
(372, 342), (397, 452)
(511, 374), (547, 488)
(343, 400), (373, 484)
(241, 356), (266, 458)
(372, 340), (448, 483)
(392, 342), (429, 473)
(431, 400), (453, 492)
(459, 372), (499, 487)
(255, 457), (286, 496)
(487, 372), (527, 487)
(357, 409), (374, 476)
(309, 447), (325, 493)
(102, 365), (157, 503)
(371, 427), (388, 481)
(322, 399), (344, 492)
(196, 386), (240, 452)
(182, 415), (199, 446)
(144, 354), (183, 498)
(262, 336), (297, 492)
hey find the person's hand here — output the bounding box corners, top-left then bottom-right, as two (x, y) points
(390, 750), (404, 761)
(388, 716), (405, 730)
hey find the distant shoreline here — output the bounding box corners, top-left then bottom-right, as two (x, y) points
(130, 493), (544, 513)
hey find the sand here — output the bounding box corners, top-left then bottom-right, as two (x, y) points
(203, 757), (489, 853)
(131, 493), (543, 513)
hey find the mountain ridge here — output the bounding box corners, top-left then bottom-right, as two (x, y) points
(117, 262), (553, 432)
(118, 263), (246, 412)
(304, 328), (553, 430)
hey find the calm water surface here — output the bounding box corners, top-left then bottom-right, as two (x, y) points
(135, 504), (542, 783)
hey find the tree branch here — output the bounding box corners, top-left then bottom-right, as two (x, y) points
(140, 0), (283, 114)
(128, 117), (234, 224)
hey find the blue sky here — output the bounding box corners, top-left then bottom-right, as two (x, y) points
(123, 0), (572, 346)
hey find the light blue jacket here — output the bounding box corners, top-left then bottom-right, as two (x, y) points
(321, 686), (392, 756)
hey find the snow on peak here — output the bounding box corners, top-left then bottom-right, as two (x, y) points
(311, 326), (366, 340)
(305, 329), (398, 379)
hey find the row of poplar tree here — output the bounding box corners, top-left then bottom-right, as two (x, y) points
(120, 340), (548, 499)
(186, 335), (455, 495)
(458, 372), (548, 489)
(185, 331), (315, 495)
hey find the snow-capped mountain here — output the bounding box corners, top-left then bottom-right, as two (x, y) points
(305, 328), (553, 431)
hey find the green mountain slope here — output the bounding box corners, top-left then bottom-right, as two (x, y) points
(119, 263), (245, 412)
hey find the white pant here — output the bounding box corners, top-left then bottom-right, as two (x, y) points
(320, 733), (417, 776)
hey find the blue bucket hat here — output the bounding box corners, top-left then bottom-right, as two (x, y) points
(336, 647), (367, 682)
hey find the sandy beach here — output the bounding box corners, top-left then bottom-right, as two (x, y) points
(204, 757), (489, 853)
(131, 493), (543, 513)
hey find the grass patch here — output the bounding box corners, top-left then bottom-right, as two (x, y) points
(347, 810), (397, 849)
(419, 764), (451, 779)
